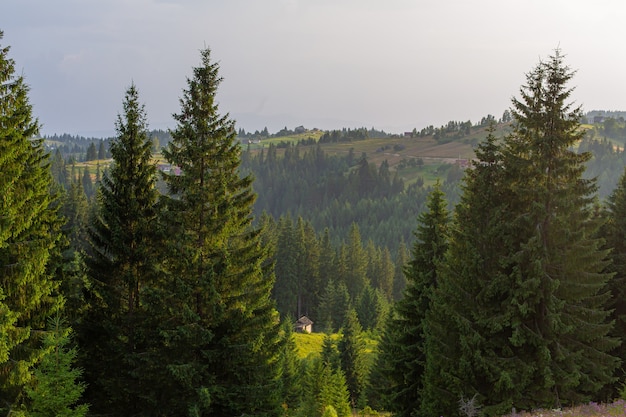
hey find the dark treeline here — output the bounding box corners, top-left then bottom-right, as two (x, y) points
(410, 111), (511, 143)
(317, 127), (389, 143)
(44, 133), (113, 162)
(44, 128), (172, 162)
(238, 125), (391, 140)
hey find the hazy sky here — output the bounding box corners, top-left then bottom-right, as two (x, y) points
(3, 0), (626, 137)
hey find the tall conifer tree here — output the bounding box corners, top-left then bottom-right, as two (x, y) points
(392, 240), (409, 301)
(422, 51), (619, 416)
(57, 180), (90, 326)
(296, 217), (321, 319)
(421, 126), (512, 416)
(278, 319), (302, 413)
(25, 314), (89, 417)
(81, 84), (160, 414)
(344, 223), (368, 300)
(50, 149), (69, 189)
(338, 308), (367, 409)
(379, 183), (449, 417)
(501, 50), (617, 408)
(367, 311), (399, 412)
(318, 228), (336, 296)
(158, 47), (282, 416)
(0, 30), (62, 413)
(273, 216), (299, 319)
(601, 167), (626, 394)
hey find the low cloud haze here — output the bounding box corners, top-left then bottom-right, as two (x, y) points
(3, 0), (626, 136)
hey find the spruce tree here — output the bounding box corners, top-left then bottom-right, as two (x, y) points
(343, 223), (368, 300)
(367, 311), (400, 412)
(317, 279), (338, 333)
(423, 51), (619, 416)
(317, 368), (351, 417)
(317, 279), (351, 334)
(381, 182), (449, 417)
(356, 285), (388, 333)
(278, 319), (303, 414)
(421, 126), (512, 416)
(392, 240), (409, 301)
(376, 247), (395, 302)
(50, 149), (69, 189)
(601, 166), (626, 394)
(81, 84), (160, 414)
(338, 308), (367, 409)
(502, 50), (618, 408)
(296, 217), (321, 320)
(318, 228), (336, 296)
(274, 215), (299, 318)
(97, 140), (106, 160)
(25, 314), (89, 417)
(85, 142), (97, 161)
(81, 167), (93, 199)
(0, 30), (62, 413)
(61, 181), (89, 252)
(158, 47), (282, 416)
(57, 180), (90, 325)
(356, 285), (378, 332)
(321, 334), (341, 370)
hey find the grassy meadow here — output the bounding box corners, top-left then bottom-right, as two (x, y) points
(293, 331), (378, 362)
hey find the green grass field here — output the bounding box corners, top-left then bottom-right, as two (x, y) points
(293, 332), (337, 359)
(293, 331), (379, 366)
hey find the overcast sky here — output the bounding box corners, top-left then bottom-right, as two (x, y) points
(3, 0), (626, 137)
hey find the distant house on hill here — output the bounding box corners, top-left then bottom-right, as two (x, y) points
(295, 316), (313, 333)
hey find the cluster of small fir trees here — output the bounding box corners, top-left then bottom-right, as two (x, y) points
(261, 215), (383, 414)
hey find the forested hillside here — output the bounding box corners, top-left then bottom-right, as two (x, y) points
(5, 27), (626, 417)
